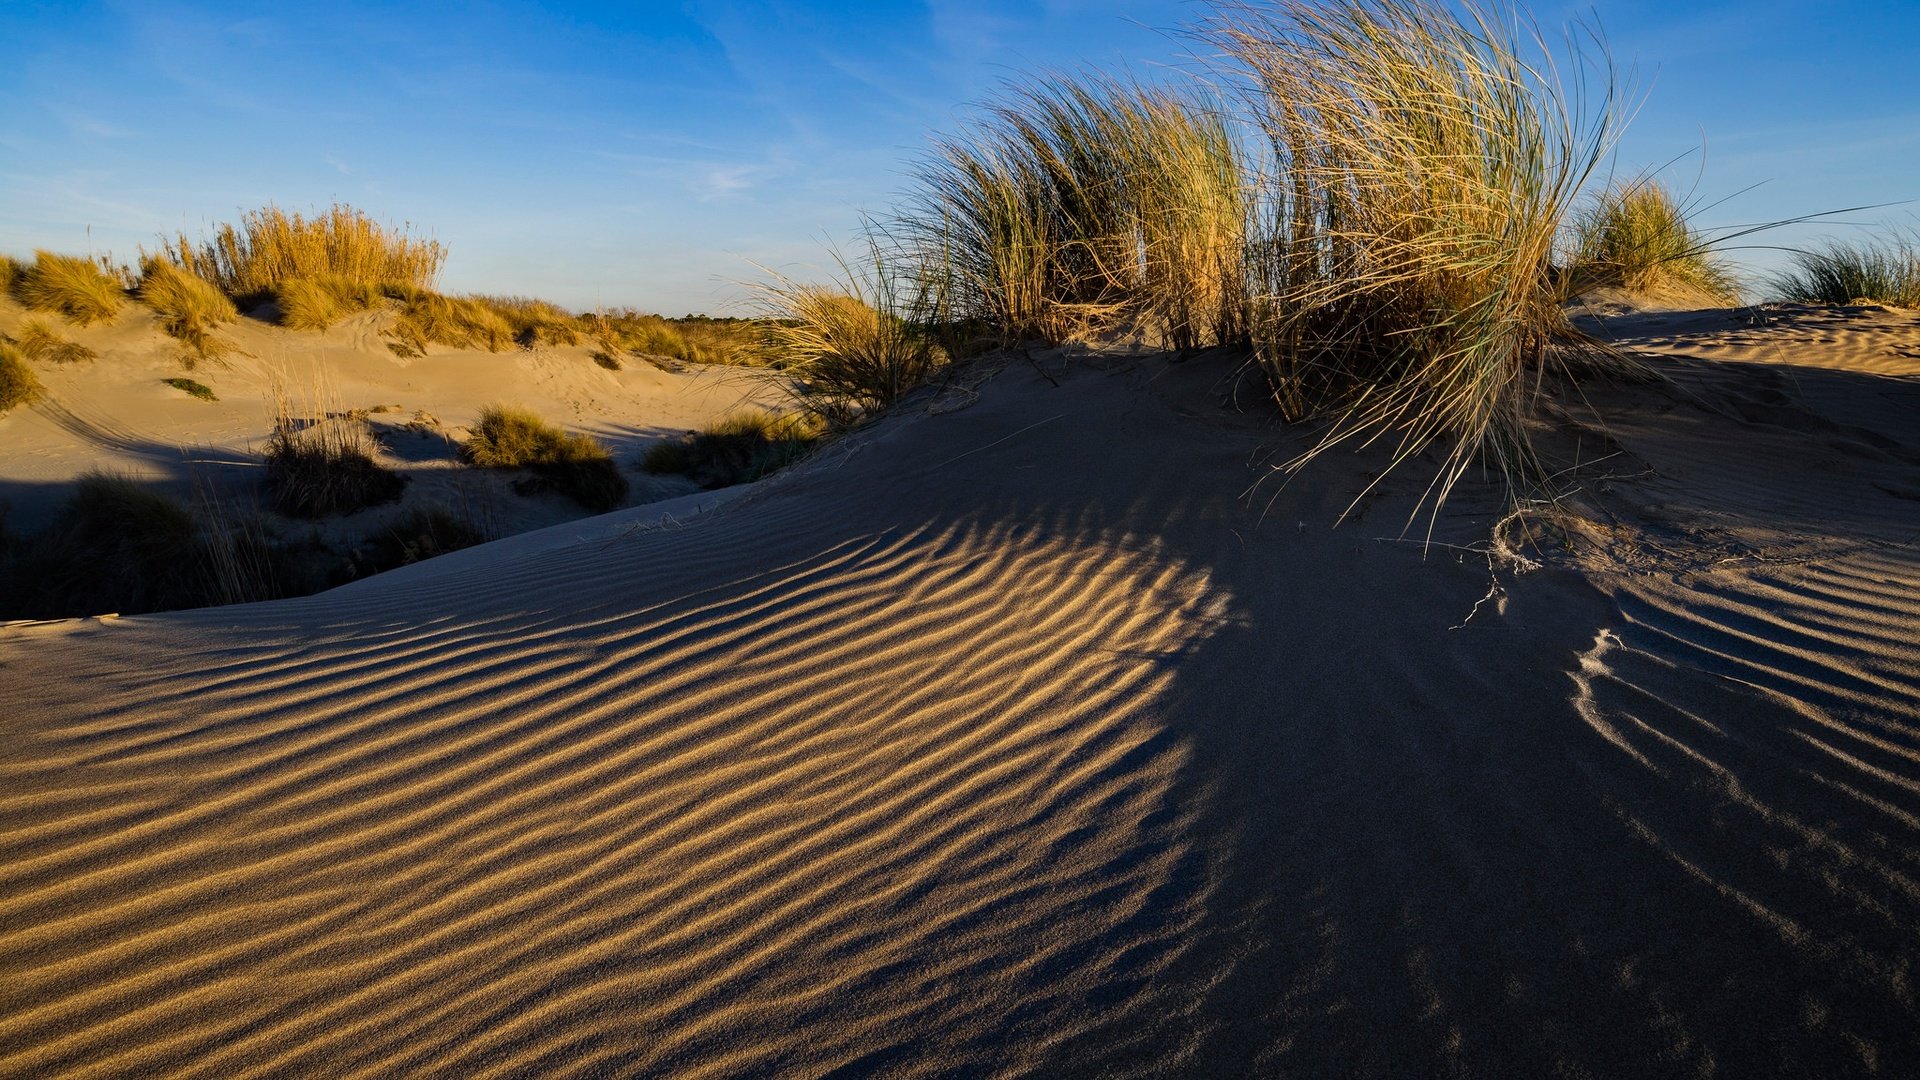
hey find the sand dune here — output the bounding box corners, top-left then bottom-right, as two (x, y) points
(3, 309), (1918, 1075)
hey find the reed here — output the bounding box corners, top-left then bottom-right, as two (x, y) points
(157, 203), (445, 299)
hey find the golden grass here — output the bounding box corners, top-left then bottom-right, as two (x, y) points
(157, 203), (445, 299)
(138, 259), (240, 363)
(1203, 0), (1636, 520)
(0, 342), (41, 414)
(904, 77), (1248, 347)
(0, 254), (22, 296)
(264, 384), (407, 518)
(13, 251), (127, 325)
(464, 404), (628, 511)
(1569, 180), (1741, 301)
(11, 317), (99, 364)
(473, 296), (581, 347)
(753, 247), (949, 418)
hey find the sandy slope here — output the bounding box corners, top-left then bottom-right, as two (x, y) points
(0, 302), (778, 539)
(1, 306), (1917, 1077)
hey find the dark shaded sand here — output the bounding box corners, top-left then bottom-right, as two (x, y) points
(2, 304), (1916, 1076)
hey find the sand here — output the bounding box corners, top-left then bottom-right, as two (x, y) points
(0, 302), (779, 540)
(1, 299), (1916, 1076)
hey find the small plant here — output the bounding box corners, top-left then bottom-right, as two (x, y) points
(359, 507), (485, 573)
(1568, 180), (1741, 302)
(1771, 235), (1920, 308)
(13, 251), (126, 325)
(464, 404), (629, 512)
(9, 317), (97, 364)
(0, 342), (41, 414)
(138, 259), (239, 362)
(642, 410), (822, 489)
(264, 390), (407, 517)
(164, 377), (218, 401)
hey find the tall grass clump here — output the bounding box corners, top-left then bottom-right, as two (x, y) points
(10, 318), (98, 364)
(753, 245), (951, 418)
(0, 342), (41, 414)
(0, 255), (23, 295)
(1568, 180), (1740, 301)
(138, 258), (240, 362)
(12, 250), (126, 325)
(264, 389), (407, 517)
(1770, 234), (1920, 308)
(473, 296), (581, 347)
(901, 76), (1249, 347)
(1206, 0), (1638, 517)
(464, 404), (628, 512)
(157, 203), (445, 300)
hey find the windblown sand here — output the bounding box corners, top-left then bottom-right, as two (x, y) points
(2, 302), (1916, 1076)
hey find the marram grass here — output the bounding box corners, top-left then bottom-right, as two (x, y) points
(0, 342), (41, 414)
(13, 251), (126, 325)
(158, 203), (445, 299)
(1771, 234), (1920, 308)
(1568, 180), (1740, 302)
(11, 318), (98, 364)
(138, 259), (240, 363)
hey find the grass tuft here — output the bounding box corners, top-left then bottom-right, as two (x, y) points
(0, 474), (205, 617)
(0, 342), (42, 414)
(643, 410), (823, 489)
(464, 404), (629, 512)
(264, 390), (408, 518)
(10, 317), (98, 364)
(359, 507), (486, 573)
(139, 259), (241, 362)
(1568, 180), (1740, 302)
(754, 245), (949, 419)
(0, 254), (22, 295)
(1770, 234), (1920, 308)
(164, 377), (218, 401)
(13, 251), (126, 325)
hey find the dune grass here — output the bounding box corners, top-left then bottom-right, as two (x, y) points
(163, 377), (218, 401)
(138, 259), (240, 363)
(1569, 180), (1740, 301)
(0, 473), (206, 617)
(473, 296), (582, 347)
(0, 342), (41, 414)
(157, 203), (445, 300)
(465, 404), (629, 511)
(642, 410), (823, 489)
(1770, 234), (1920, 307)
(12, 251), (127, 325)
(0, 254), (22, 295)
(10, 317), (98, 364)
(264, 389), (408, 518)
(359, 507), (486, 573)
(1195, 0), (1637, 519)
(902, 76), (1248, 347)
(753, 247), (950, 418)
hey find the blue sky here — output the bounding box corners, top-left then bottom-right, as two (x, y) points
(3, 1), (1917, 314)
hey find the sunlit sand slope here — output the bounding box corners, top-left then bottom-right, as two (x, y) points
(3, 323), (1917, 1076)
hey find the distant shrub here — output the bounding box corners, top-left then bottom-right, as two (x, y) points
(593, 310), (766, 365)
(138, 259), (239, 362)
(465, 404), (628, 511)
(264, 410), (407, 518)
(10, 317), (97, 364)
(1568, 181), (1740, 302)
(0, 474), (205, 618)
(642, 410), (822, 489)
(0, 342), (41, 414)
(1771, 235), (1920, 308)
(154, 202), (445, 300)
(13, 251), (126, 325)
(163, 377), (218, 401)
(358, 507), (485, 574)
(474, 296), (581, 347)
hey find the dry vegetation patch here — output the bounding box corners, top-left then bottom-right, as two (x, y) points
(0, 342), (41, 414)
(9, 317), (97, 364)
(12, 251), (126, 325)
(465, 404), (629, 512)
(643, 410), (823, 489)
